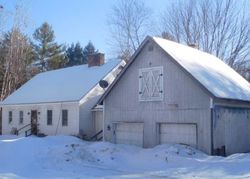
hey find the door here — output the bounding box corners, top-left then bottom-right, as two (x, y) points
(31, 110), (38, 135)
(113, 122), (143, 147)
(159, 123), (197, 148)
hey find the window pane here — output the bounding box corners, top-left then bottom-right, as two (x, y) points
(9, 111), (12, 124)
(62, 110), (68, 126)
(47, 110), (52, 125)
(19, 111), (23, 124)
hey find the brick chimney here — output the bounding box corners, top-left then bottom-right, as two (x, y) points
(88, 53), (105, 67)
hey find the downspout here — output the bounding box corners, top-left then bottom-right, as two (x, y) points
(102, 100), (105, 141)
(210, 98), (214, 155)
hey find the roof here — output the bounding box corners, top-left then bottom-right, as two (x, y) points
(152, 37), (250, 101)
(97, 36), (250, 104)
(1, 60), (122, 105)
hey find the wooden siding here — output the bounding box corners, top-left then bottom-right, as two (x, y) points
(213, 106), (250, 155)
(1, 102), (79, 136)
(104, 41), (212, 154)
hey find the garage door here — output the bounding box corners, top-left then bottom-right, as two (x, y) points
(159, 123), (197, 147)
(114, 122), (143, 147)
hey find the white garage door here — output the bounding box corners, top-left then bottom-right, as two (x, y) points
(114, 122), (143, 147)
(159, 123), (197, 147)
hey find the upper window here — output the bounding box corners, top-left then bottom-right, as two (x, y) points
(139, 66), (163, 101)
(8, 111), (12, 124)
(62, 110), (68, 126)
(19, 111), (23, 124)
(47, 110), (53, 125)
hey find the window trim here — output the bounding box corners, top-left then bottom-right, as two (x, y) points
(62, 109), (68, 126)
(139, 66), (164, 102)
(47, 110), (53, 126)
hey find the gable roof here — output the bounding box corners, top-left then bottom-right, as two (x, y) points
(97, 36), (250, 104)
(1, 60), (122, 105)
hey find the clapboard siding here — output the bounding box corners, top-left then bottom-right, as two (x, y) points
(104, 41), (212, 154)
(2, 102), (79, 136)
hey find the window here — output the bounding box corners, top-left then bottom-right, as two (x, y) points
(8, 111), (12, 124)
(62, 110), (68, 126)
(19, 111), (23, 124)
(47, 110), (53, 125)
(139, 66), (163, 101)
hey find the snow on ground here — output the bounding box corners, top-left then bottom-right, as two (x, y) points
(1, 135), (250, 179)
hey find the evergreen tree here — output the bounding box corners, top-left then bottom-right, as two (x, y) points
(65, 41), (98, 67)
(83, 41), (98, 63)
(66, 42), (84, 67)
(33, 22), (66, 71)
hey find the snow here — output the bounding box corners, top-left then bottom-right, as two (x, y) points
(1, 60), (122, 105)
(153, 37), (250, 101)
(1, 135), (250, 178)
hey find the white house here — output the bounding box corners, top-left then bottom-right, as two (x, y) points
(97, 36), (250, 156)
(0, 53), (125, 138)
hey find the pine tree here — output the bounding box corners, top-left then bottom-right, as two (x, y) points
(83, 41), (98, 63)
(33, 22), (66, 71)
(66, 42), (85, 67)
(66, 41), (98, 67)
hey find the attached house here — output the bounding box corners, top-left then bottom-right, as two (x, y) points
(0, 53), (125, 138)
(96, 36), (250, 156)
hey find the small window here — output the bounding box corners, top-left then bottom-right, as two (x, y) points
(62, 110), (68, 126)
(8, 111), (12, 124)
(139, 66), (163, 101)
(47, 110), (53, 125)
(19, 111), (23, 124)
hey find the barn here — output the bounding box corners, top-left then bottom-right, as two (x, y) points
(97, 36), (250, 156)
(0, 53), (125, 138)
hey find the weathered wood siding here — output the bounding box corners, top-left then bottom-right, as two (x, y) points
(1, 102), (79, 136)
(104, 41), (212, 154)
(213, 100), (250, 155)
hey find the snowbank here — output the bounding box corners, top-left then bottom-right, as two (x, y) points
(1, 135), (250, 178)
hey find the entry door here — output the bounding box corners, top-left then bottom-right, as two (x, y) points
(159, 123), (197, 147)
(31, 110), (38, 135)
(114, 122), (143, 147)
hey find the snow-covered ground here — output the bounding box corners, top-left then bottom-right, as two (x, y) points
(1, 135), (250, 179)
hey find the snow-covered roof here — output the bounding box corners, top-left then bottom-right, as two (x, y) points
(1, 60), (122, 105)
(152, 37), (250, 101)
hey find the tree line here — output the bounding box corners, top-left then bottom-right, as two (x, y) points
(0, 21), (98, 100)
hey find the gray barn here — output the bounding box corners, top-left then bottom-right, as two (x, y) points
(97, 36), (250, 156)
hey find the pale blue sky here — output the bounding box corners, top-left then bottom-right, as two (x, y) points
(1, 0), (249, 58)
(1, 0), (172, 58)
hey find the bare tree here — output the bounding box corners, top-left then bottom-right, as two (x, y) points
(0, 3), (33, 100)
(161, 0), (250, 80)
(107, 0), (153, 61)
(0, 28), (34, 100)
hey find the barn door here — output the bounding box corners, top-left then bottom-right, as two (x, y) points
(113, 122), (144, 147)
(159, 123), (197, 148)
(139, 66), (163, 101)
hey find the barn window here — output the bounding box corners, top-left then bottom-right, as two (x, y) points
(62, 110), (68, 126)
(139, 66), (163, 101)
(19, 111), (24, 124)
(8, 111), (13, 124)
(47, 110), (53, 125)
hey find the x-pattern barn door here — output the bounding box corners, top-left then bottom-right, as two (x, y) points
(139, 66), (163, 101)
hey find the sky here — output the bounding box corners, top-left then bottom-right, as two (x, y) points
(0, 0), (173, 58)
(0, 0), (249, 59)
